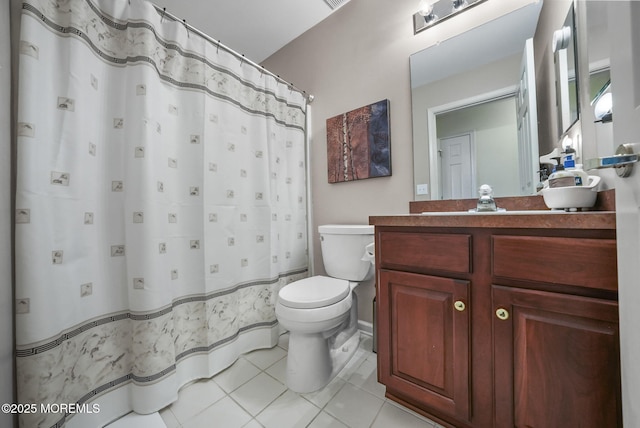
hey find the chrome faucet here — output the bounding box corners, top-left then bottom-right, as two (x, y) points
(476, 184), (497, 212)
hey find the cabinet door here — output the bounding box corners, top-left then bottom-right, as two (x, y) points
(378, 269), (471, 421)
(493, 285), (621, 428)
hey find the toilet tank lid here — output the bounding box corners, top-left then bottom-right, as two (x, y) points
(279, 276), (350, 309)
(318, 224), (374, 235)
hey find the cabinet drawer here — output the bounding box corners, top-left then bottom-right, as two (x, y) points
(378, 232), (471, 274)
(492, 236), (617, 291)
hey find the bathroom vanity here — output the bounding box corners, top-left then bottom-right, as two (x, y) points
(370, 205), (621, 428)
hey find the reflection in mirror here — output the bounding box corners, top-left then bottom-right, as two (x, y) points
(585, 1), (611, 123)
(592, 77), (611, 122)
(411, 2), (543, 200)
(436, 97), (519, 199)
(553, 3), (580, 136)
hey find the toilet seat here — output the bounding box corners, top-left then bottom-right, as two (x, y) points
(279, 276), (350, 309)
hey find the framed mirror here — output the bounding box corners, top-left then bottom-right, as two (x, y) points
(584, 1), (611, 124)
(553, 3), (580, 136)
(410, 2), (543, 200)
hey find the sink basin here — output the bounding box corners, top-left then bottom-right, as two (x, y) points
(420, 210), (570, 216)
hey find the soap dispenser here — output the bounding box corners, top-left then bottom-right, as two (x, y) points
(476, 184), (497, 212)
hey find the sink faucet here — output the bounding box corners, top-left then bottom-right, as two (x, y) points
(476, 184), (497, 212)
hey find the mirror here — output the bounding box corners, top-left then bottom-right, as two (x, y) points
(553, 4), (580, 136)
(579, 0), (613, 162)
(584, 1), (611, 123)
(410, 2), (543, 199)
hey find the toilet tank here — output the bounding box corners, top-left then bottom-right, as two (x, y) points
(318, 225), (374, 281)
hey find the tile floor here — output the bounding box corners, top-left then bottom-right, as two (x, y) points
(158, 333), (443, 428)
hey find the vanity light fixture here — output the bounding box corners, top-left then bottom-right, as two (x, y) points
(561, 135), (574, 153)
(452, 0), (468, 12)
(414, 0), (487, 34)
(417, 0), (438, 26)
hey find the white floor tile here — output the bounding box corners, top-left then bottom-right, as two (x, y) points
(386, 398), (439, 424)
(214, 357), (262, 393)
(243, 346), (287, 370)
(230, 372), (287, 416)
(347, 357), (386, 399)
(168, 379), (226, 423)
(302, 376), (346, 408)
(325, 383), (384, 428)
(336, 348), (367, 382)
(150, 332), (442, 428)
(371, 402), (436, 428)
(182, 396), (252, 428)
(359, 334), (374, 353)
(158, 408), (180, 428)
(106, 412), (167, 428)
(307, 411), (349, 428)
(256, 390), (320, 428)
(264, 355), (287, 385)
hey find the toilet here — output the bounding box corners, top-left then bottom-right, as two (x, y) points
(275, 224), (375, 393)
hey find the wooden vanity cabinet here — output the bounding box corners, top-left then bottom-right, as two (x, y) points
(375, 226), (621, 428)
(491, 234), (621, 428)
(492, 285), (621, 428)
(376, 229), (482, 427)
(378, 270), (471, 422)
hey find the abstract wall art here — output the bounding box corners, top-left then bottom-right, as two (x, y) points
(326, 99), (391, 183)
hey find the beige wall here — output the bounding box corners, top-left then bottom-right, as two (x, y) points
(262, 0), (536, 323)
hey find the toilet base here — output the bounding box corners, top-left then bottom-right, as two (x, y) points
(285, 329), (360, 394)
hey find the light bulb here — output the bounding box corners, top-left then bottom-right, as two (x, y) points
(418, 0), (436, 16)
(452, 0), (468, 11)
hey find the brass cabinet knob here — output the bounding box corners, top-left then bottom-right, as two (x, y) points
(454, 300), (466, 312)
(495, 308), (510, 320)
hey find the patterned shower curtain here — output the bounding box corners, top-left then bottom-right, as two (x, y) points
(14, 0), (308, 426)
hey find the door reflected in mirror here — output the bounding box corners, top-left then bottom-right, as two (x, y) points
(436, 96), (519, 199)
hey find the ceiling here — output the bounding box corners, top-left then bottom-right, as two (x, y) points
(149, 0), (351, 64)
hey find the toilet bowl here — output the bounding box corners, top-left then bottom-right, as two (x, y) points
(275, 224), (374, 393)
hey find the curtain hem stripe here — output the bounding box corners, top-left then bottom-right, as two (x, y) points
(16, 267), (307, 356)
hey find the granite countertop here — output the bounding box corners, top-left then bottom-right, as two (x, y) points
(369, 211), (616, 230)
(370, 190), (616, 230)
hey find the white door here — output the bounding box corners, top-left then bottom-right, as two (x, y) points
(439, 133), (475, 199)
(516, 38), (539, 196)
(608, 2), (640, 426)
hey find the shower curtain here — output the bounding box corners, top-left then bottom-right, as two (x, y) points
(14, 0), (308, 426)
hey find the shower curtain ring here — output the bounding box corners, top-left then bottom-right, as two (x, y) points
(260, 66), (265, 77)
(161, 7), (166, 23)
(183, 19), (189, 38)
(217, 40), (221, 54)
(240, 54), (245, 66)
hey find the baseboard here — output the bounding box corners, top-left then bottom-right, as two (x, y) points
(358, 320), (373, 336)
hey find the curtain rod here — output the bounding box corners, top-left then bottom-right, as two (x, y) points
(150, 3), (314, 103)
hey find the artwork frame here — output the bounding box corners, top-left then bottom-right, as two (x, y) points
(326, 99), (391, 183)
